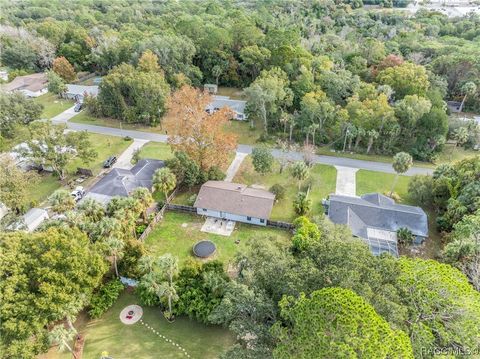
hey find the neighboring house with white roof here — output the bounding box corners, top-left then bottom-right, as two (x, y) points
(194, 181), (275, 226)
(1, 73), (48, 97)
(0, 203), (8, 221)
(21, 208), (49, 232)
(206, 95), (247, 120)
(325, 193), (429, 257)
(64, 84), (99, 102)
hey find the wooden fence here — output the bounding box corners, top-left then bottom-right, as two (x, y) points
(267, 220), (294, 230)
(138, 188), (178, 241)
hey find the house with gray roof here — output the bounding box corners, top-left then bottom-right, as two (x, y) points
(206, 95), (247, 120)
(194, 181), (275, 226)
(1, 73), (48, 97)
(83, 159), (164, 205)
(325, 193), (428, 256)
(64, 84), (99, 103)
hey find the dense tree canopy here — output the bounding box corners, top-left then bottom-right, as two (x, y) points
(0, 227), (107, 358)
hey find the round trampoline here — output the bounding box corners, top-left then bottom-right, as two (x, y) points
(193, 240), (216, 258)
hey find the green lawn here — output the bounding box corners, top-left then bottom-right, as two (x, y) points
(26, 133), (132, 206)
(67, 133), (132, 175)
(34, 93), (75, 119)
(227, 120), (263, 145)
(44, 291), (234, 359)
(137, 142), (174, 161)
(70, 112), (159, 132)
(233, 157), (337, 221)
(144, 211), (291, 265)
(356, 170), (412, 204)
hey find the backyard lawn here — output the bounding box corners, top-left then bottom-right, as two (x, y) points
(233, 157), (337, 221)
(34, 93), (74, 119)
(43, 291), (234, 359)
(144, 211), (291, 265)
(356, 170), (412, 204)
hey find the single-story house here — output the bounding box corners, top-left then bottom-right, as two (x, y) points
(204, 84), (218, 94)
(64, 84), (99, 103)
(1, 73), (48, 97)
(206, 95), (247, 120)
(194, 181), (275, 226)
(83, 159), (164, 205)
(325, 193), (428, 256)
(22, 208), (49, 232)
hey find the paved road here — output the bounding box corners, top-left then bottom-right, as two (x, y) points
(57, 118), (433, 176)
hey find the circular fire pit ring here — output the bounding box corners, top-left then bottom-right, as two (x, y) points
(193, 240), (216, 258)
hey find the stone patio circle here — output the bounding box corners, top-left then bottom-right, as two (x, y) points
(120, 304), (143, 325)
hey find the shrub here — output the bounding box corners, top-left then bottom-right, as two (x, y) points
(136, 224), (147, 236)
(207, 166), (225, 181)
(118, 240), (147, 279)
(397, 227), (415, 246)
(88, 279), (124, 318)
(187, 194), (197, 206)
(124, 136), (133, 141)
(293, 192), (312, 215)
(131, 148), (141, 164)
(270, 184), (286, 201)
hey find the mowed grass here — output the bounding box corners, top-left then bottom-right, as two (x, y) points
(137, 141), (174, 161)
(26, 133), (131, 206)
(356, 170), (412, 204)
(67, 133), (132, 175)
(144, 211), (291, 265)
(233, 157), (337, 222)
(43, 291), (234, 359)
(33, 93), (75, 119)
(70, 112), (160, 133)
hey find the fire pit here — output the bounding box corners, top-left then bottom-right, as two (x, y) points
(119, 305), (143, 325)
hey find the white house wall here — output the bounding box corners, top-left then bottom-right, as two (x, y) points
(196, 208), (267, 226)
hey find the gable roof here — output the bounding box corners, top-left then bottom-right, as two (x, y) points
(22, 208), (49, 232)
(2, 73), (48, 93)
(207, 96), (246, 114)
(66, 84), (99, 97)
(88, 159), (164, 200)
(328, 193), (428, 256)
(194, 181), (275, 219)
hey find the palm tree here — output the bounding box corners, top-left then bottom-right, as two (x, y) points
(49, 325), (78, 359)
(453, 127), (469, 148)
(48, 189), (76, 214)
(105, 237), (125, 277)
(152, 168), (177, 202)
(459, 82), (477, 113)
(391, 152), (413, 196)
(156, 254), (179, 319)
(131, 187), (154, 223)
(291, 161), (309, 190)
(77, 198), (105, 222)
(61, 295), (87, 332)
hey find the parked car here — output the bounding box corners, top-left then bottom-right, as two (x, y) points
(103, 155), (117, 168)
(70, 186), (85, 202)
(74, 103), (83, 112)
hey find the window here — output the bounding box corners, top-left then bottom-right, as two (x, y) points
(260, 219), (265, 223)
(237, 114), (244, 120)
(247, 216), (252, 221)
(203, 208), (207, 212)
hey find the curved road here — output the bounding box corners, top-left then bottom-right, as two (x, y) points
(59, 118), (433, 176)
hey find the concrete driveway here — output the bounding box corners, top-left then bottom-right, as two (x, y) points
(335, 166), (359, 196)
(112, 139), (149, 169)
(51, 105), (80, 123)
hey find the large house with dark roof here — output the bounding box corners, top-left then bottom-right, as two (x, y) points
(325, 193), (428, 256)
(194, 181), (275, 226)
(83, 159), (164, 205)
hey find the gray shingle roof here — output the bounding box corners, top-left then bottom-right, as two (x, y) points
(88, 159), (164, 199)
(327, 193), (428, 256)
(206, 96), (246, 114)
(194, 181), (275, 219)
(66, 84), (99, 97)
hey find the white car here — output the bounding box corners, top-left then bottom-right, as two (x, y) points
(71, 186), (86, 202)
